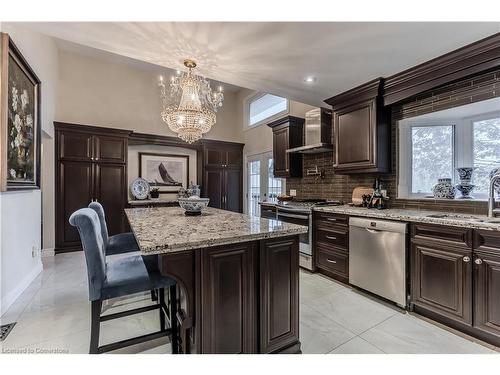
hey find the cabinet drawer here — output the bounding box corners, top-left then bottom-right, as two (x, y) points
(473, 230), (500, 254)
(411, 223), (472, 248)
(314, 211), (348, 228)
(316, 245), (348, 278)
(315, 226), (348, 250)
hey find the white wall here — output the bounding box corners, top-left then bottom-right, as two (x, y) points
(128, 145), (198, 201)
(0, 24), (58, 315)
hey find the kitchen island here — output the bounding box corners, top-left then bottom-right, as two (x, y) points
(125, 206), (308, 354)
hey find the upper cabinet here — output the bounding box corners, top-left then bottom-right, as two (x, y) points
(267, 116), (304, 178)
(325, 78), (391, 174)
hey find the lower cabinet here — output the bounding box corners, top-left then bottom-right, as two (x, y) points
(198, 236), (299, 354)
(411, 242), (472, 325)
(200, 242), (257, 354)
(411, 224), (500, 346)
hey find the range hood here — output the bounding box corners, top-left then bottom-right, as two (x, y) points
(286, 108), (332, 154)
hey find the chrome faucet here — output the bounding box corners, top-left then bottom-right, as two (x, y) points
(488, 172), (500, 218)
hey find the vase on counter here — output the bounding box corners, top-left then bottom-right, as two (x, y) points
(455, 167), (476, 199)
(490, 167), (500, 198)
(432, 178), (456, 199)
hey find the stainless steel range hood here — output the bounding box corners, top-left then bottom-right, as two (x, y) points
(286, 108), (332, 154)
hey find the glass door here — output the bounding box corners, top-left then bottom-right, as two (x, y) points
(247, 153), (285, 216)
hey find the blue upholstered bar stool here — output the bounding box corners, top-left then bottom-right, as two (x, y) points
(88, 201), (139, 256)
(88, 201), (159, 302)
(69, 208), (178, 354)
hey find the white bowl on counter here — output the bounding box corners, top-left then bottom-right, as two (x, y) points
(178, 196), (210, 215)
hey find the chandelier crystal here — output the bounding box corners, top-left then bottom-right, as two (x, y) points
(159, 59), (224, 143)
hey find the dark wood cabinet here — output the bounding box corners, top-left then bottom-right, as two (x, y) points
(260, 204), (277, 219)
(325, 78), (390, 174)
(268, 116), (304, 178)
(200, 242), (257, 354)
(259, 236), (299, 353)
(411, 242), (472, 325)
(313, 211), (349, 282)
(55, 122), (130, 253)
(410, 224), (500, 347)
(473, 230), (500, 343)
(201, 140), (243, 213)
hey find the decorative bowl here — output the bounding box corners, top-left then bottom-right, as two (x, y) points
(178, 196), (210, 215)
(277, 195), (293, 202)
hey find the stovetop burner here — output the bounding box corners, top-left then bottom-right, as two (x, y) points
(277, 198), (343, 210)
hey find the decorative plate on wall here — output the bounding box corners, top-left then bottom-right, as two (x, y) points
(130, 178), (150, 200)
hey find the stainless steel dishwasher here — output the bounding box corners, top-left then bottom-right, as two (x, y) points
(349, 217), (408, 307)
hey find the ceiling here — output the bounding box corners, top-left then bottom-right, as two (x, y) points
(21, 22), (500, 106)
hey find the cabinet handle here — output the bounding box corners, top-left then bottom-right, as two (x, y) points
(325, 235), (337, 240)
(326, 218), (337, 222)
(463, 256), (470, 263)
(475, 258), (483, 265)
(326, 259), (337, 264)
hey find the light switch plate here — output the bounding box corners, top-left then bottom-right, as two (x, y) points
(290, 189), (297, 197)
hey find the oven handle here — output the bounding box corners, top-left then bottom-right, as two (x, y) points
(277, 212), (310, 220)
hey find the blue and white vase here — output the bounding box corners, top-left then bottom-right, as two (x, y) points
(456, 167), (476, 183)
(432, 178), (456, 199)
(490, 167), (500, 198)
(456, 183), (475, 199)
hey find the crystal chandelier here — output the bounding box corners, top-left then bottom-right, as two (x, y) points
(159, 59), (224, 144)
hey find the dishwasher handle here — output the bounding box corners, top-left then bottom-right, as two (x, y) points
(349, 217), (407, 234)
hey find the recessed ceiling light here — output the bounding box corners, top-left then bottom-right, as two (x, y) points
(304, 76), (316, 83)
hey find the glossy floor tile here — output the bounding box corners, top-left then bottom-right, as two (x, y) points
(1, 253), (498, 354)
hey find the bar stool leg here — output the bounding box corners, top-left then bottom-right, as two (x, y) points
(90, 300), (102, 354)
(169, 285), (178, 354)
(158, 288), (166, 331)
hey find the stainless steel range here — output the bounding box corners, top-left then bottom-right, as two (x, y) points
(275, 199), (342, 270)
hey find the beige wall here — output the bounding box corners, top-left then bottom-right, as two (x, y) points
(57, 49), (242, 143)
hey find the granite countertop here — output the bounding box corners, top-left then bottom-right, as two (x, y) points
(313, 205), (500, 231)
(125, 206), (308, 254)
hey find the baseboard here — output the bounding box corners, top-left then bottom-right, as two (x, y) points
(41, 247), (55, 257)
(0, 262), (43, 317)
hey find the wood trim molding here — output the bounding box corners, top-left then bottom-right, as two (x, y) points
(383, 33), (500, 106)
(54, 121), (133, 136)
(324, 78), (382, 109)
(0, 33), (9, 192)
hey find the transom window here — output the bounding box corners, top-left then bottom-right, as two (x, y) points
(246, 93), (288, 127)
(399, 98), (500, 200)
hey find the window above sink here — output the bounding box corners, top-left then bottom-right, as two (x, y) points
(398, 97), (500, 200)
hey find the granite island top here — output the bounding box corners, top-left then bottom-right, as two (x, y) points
(313, 205), (500, 231)
(125, 206), (308, 255)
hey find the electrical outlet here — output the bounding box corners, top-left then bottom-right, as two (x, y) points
(32, 246), (41, 258)
(289, 189), (297, 197)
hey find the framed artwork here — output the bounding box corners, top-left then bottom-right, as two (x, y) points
(0, 33), (41, 191)
(139, 152), (189, 193)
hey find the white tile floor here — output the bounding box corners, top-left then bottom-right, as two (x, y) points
(1, 252), (498, 354)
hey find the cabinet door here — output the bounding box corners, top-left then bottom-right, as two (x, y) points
(58, 131), (93, 161)
(273, 127), (289, 177)
(411, 243), (472, 325)
(474, 250), (500, 338)
(260, 236), (299, 353)
(225, 148), (242, 168)
(204, 169), (224, 209)
(95, 163), (127, 235)
(224, 168), (241, 213)
(56, 161), (94, 250)
(94, 135), (127, 164)
(204, 147), (224, 168)
(200, 243), (257, 353)
(334, 99), (375, 170)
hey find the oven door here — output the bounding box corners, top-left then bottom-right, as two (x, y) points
(276, 208), (311, 255)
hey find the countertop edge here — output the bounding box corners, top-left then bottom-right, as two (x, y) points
(313, 206), (500, 231)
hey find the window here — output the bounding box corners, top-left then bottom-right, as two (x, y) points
(473, 117), (500, 195)
(411, 126), (454, 194)
(246, 153), (285, 216)
(247, 93), (288, 127)
(398, 98), (500, 200)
